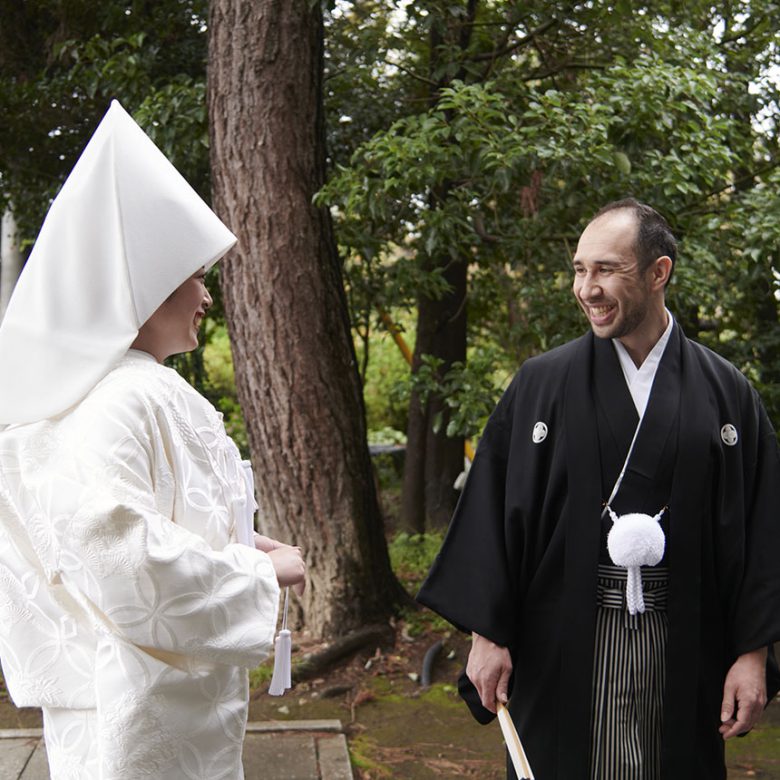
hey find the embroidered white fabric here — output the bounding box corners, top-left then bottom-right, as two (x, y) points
(0, 352), (280, 778)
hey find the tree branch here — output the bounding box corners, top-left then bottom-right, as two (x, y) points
(291, 624), (395, 682)
(386, 58), (438, 87)
(522, 60), (608, 81)
(472, 212), (500, 243)
(471, 16), (560, 63)
(719, 16), (768, 46)
(678, 158), (780, 215)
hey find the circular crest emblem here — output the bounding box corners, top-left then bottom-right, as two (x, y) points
(532, 421), (548, 444)
(720, 423), (738, 447)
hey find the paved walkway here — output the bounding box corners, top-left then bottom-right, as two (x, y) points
(0, 720), (353, 779)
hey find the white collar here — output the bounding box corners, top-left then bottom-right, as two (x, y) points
(125, 348), (159, 364)
(612, 309), (674, 419)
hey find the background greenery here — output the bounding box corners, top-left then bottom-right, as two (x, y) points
(1, 0), (779, 473)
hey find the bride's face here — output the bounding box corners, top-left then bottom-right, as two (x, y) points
(133, 269), (212, 361)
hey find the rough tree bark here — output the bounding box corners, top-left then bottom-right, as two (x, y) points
(0, 206), (23, 321)
(208, 0), (407, 639)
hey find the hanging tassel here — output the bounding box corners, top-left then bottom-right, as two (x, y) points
(625, 566), (645, 616)
(268, 587), (292, 696)
(605, 506), (666, 616)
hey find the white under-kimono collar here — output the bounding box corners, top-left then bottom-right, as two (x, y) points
(612, 308), (674, 419)
(124, 348), (159, 364)
(0, 101), (236, 425)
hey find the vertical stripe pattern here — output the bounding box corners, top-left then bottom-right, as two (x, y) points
(590, 564), (669, 780)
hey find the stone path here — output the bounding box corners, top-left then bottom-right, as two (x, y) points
(0, 720), (353, 779)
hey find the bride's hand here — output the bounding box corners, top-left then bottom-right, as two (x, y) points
(267, 546), (306, 593)
(254, 533), (284, 553)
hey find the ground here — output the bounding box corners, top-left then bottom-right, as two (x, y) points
(4, 623), (780, 779)
(1, 509), (778, 777)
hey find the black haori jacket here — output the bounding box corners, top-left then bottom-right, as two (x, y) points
(417, 323), (780, 779)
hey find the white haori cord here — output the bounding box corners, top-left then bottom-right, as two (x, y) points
(600, 418), (666, 616)
(605, 506), (666, 615)
(268, 587), (292, 696)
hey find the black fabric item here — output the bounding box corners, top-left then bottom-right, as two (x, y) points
(457, 668), (499, 725)
(417, 324), (780, 780)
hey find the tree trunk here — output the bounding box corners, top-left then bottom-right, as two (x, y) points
(208, 0), (407, 639)
(400, 2), (476, 532)
(401, 251), (467, 532)
(0, 206), (23, 321)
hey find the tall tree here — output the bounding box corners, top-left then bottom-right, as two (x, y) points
(399, 4), (475, 533)
(208, 0), (406, 639)
(321, 0), (780, 507)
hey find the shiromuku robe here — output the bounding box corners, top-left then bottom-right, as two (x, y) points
(0, 350), (280, 779)
(418, 323), (780, 779)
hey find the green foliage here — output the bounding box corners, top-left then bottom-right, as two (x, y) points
(411, 345), (510, 439)
(389, 531), (444, 593)
(0, 3), (246, 443)
(356, 312), (414, 435)
(248, 661), (274, 688)
(347, 735), (394, 777)
(132, 77), (209, 198)
(388, 530), (453, 631)
(367, 427), (406, 446)
(322, 2), (780, 430)
(3, 0), (780, 453)
(0, 0), (209, 237)
(202, 323), (250, 457)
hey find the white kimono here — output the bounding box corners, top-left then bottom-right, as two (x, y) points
(0, 350), (280, 779)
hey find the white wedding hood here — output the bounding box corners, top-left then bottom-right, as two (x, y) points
(0, 100), (236, 425)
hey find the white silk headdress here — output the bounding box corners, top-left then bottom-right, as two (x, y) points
(0, 100), (236, 425)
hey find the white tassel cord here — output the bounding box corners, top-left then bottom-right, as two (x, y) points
(626, 566), (645, 615)
(605, 506), (666, 616)
(268, 587), (292, 696)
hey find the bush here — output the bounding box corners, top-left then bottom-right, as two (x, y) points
(388, 531), (445, 593)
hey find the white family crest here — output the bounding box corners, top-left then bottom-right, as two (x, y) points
(720, 424), (738, 446)
(532, 422), (548, 444)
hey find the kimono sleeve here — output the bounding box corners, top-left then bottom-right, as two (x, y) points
(50, 387), (280, 670)
(417, 378), (517, 648)
(732, 396), (780, 660)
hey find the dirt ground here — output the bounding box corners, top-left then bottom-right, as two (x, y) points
(2, 624), (780, 778)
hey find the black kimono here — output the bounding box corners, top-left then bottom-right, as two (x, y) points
(417, 323), (780, 779)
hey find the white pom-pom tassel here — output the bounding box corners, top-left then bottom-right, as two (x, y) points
(606, 507), (665, 616)
(268, 588), (292, 696)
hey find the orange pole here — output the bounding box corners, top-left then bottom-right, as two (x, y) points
(378, 307), (413, 365)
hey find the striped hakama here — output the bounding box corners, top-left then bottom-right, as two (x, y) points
(590, 564), (669, 780)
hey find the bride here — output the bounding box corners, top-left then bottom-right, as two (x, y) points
(0, 101), (304, 779)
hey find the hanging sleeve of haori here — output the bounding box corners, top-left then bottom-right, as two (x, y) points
(602, 419), (666, 615)
(268, 587), (292, 696)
